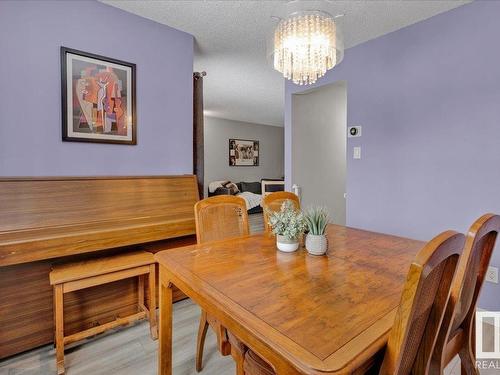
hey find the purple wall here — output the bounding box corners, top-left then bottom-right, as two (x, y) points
(285, 1), (500, 310)
(0, 0), (193, 176)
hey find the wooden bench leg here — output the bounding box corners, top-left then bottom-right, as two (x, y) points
(148, 264), (158, 340)
(138, 275), (145, 310)
(54, 284), (65, 375)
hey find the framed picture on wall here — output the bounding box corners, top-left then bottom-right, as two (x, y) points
(229, 139), (259, 166)
(61, 47), (136, 145)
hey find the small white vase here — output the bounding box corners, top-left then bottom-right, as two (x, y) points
(305, 233), (328, 256)
(276, 234), (299, 253)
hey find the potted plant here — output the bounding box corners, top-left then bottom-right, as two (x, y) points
(304, 207), (329, 255)
(267, 200), (307, 252)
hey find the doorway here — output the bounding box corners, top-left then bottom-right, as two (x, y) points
(291, 81), (347, 225)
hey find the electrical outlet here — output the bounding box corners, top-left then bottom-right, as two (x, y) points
(486, 266), (499, 284)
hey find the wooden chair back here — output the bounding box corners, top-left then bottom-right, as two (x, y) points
(194, 195), (249, 244)
(432, 213), (500, 372)
(262, 192), (300, 233)
(379, 230), (465, 375)
(193, 195), (250, 370)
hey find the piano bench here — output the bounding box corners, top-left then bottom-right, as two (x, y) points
(49, 251), (158, 375)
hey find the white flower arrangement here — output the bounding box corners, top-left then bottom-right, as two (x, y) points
(267, 200), (307, 241)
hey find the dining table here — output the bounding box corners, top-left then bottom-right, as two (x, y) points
(154, 224), (425, 375)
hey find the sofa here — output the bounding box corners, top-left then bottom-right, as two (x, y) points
(208, 179), (284, 214)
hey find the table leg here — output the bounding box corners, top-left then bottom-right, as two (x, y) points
(158, 271), (173, 375)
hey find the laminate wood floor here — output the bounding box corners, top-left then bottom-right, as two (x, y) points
(0, 299), (234, 375)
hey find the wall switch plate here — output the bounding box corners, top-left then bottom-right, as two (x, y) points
(348, 126), (362, 137)
(486, 266), (499, 284)
(353, 147), (361, 159)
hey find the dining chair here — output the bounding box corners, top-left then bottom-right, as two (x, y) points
(194, 195), (250, 372)
(262, 191), (300, 233)
(378, 230), (465, 374)
(432, 213), (500, 374)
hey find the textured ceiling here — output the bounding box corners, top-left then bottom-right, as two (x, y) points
(102, 0), (469, 126)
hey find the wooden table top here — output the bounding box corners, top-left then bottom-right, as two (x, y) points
(155, 224), (425, 374)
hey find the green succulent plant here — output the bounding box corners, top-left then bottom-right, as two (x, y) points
(267, 200), (307, 241)
(304, 207), (329, 235)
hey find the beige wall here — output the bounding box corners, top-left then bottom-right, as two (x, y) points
(292, 81), (347, 224)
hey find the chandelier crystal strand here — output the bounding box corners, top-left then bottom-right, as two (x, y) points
(274, 11), (338, 85)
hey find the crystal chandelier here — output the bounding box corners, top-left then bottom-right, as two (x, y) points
(273, 10), (342, 85)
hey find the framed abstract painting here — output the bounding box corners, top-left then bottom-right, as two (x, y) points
(61, 47), (136, 145)
(229, 139), (259, 166)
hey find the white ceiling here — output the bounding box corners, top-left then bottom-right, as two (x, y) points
(102, 0), (469, 127)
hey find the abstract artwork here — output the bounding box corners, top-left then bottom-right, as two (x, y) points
(229, 139), (259, 166)
(61, 47), (136, 145)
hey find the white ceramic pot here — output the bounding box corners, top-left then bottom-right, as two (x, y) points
(305, 234), (328, 256)
(276, 235), (299, 253)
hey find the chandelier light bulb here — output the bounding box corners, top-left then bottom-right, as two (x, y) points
(273, 10), (341, 85)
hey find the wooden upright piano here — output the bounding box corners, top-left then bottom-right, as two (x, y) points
(0, 175), (199, 359)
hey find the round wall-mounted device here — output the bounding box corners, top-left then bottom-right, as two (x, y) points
(348, 126), (362, 138)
